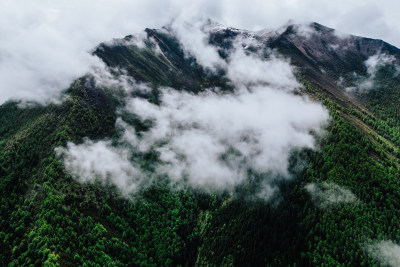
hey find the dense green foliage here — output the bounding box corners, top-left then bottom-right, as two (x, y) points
(2, 26), (400, 266)
(0, 81), (205, 266)
(4, 79), (400, 266)
(194, 99), (400, 266)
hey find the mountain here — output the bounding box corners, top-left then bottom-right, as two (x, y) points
(2, 21), (400, 266)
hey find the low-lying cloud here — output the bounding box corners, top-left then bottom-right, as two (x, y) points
(57, 31), (329, 198)
(55, 139), (144, 195)
(126, 85), (327, 190)
(365, 240), (400, 266)
(227, 46), (298, 90)
(0, 0), (178, 105)
(344, 52), (397, 93)
(305, 182), (359, 208)
(170, 18), (227, 71)
(358, 52), (396, 90)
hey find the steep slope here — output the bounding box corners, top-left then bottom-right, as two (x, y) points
(94, 23), (400, 164)
(94, 29), (230, 93)
(275, 23), (400, 162)
(1, 22), (400, 266)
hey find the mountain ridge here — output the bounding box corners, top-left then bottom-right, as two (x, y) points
(2, 21), (400, 266)
(94, 21), (400, 162)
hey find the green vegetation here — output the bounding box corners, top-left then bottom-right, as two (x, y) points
(2, 27), (400, 266)
(195, 98), (400, 266)
(0, 81), (202, 266)
(4, 79), (399, 265)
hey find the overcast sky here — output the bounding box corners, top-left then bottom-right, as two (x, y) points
(0, 0), (399, 104)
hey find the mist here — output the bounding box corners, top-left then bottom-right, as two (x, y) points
(57, 28), (329, 198)
(2, 0), (400, 105)
(305, 182), (359, 208)
(55, 139), (144, 195)
(365, 240), (400, 266)
(358, 52), (396, 90)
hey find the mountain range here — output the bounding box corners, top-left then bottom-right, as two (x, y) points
(1, 21), (400, 266)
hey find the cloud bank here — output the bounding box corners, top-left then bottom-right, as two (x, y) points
(1, 0), (400, 105)
(365, 240), (400, 266)
(170, 18), (227, 71)
(55, 139), (144, 195)
(305, 182), (359, 208)
(126, 85), (326, 189)
(57, 34), (328, 198)
(359, 52), (396, 90)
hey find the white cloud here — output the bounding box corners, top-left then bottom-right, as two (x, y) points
(58, 41), (328, 198)
(358, 52), (396, 90)
(226, 45), (298, 90)
(1, 0), (400, 105)
(293, 24), (320, 39)
(170, 17), (227, 71)
(0, 0), (178, 105)
(119, 43), (328, 195)
(126, 85), (328, 190)
(365, 240), (400, 266)
(89, 65), (151, 95)
(55, 139), (144, 195)
(365, 53), (395, 75)
(305, 182), (359, 208)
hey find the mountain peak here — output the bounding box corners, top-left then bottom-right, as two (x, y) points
(3, 19), (400, 266)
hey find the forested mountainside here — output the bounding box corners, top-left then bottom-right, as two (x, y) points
(2, 21), (400, 266)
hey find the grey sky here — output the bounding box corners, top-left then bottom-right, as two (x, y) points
(0, 0), (399, 104)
